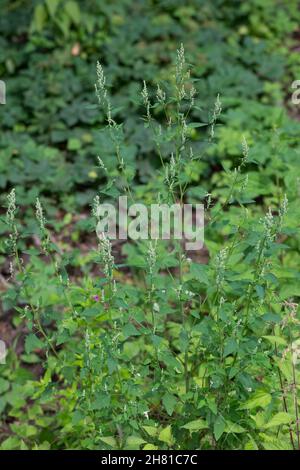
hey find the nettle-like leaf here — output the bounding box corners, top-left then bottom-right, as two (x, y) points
(162, 393), (177, 416)
(214, 416), (226, 441)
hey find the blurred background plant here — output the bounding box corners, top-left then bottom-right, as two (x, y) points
(1, 0), (300, 215)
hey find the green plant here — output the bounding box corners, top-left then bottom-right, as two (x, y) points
(1, 46), (299, 451)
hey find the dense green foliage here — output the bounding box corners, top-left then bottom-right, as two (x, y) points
(0, 0), (300, 451)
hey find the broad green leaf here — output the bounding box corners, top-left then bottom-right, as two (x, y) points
(224, 421), (246, 434)
(190, 263), (209, 285)
(91, 394), (110, 410)
(181, 419), (208, 433)
(25, 334), (44, 354)
(188, 122), (208, 128)
(99, 436), (117, 448)
(280, 281), (300, 299)
(72, 410), (85, 425)
(125, 436), (146, 449)
(10, 423), (37, 438)
(55, 14), (71, 37)
(223, 338), (238, 357)
(142, 426), (158, 437)
(82, 306), (104, 319)
(240, 390), (272, 410)
(67, 137), (82, 151)
(162, 393), (177, 416)
(107, 357), (118, 373)
(260, 433), (292, 450)
(214, 416), (226, 441)
(263, 335), (287, 346)
(65, 1), (81, 24)
(244, 436), (259, 450)
(255, 285), (265, 300)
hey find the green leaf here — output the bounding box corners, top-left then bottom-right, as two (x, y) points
(67, 138), (82, 151)
(162, 393), (177, 416)
(264, 412), (292, 429)
(142, 426), (158, 437)
(224, 421), (246, 434)
(0, 437), (20, 450)
(25, 334), (44, 354)
(46, 0), (60, 17)
(214, 416), (226, 441)
(72, 410), (85, 425)
(64, 1), (81, 24)
(91, 394), (110, 410)
(244, 436), (259, 450)
(99, 436), (117, 448)
(190, 263), (209, 285)
(122, 323), (140, 338)
(255, 285), (265, 300)
(188, 122), (208, 128)
(179, 330), (189, 352)
(55, 14), (71, 37)
(260, 433), (292, 450)
(6, 385), (26, 408)
(10, 423), (37, 438)
(20, 353), (41, 364)
(158, 425), (173, 446)
(181, 419), (208, 433)
(107, 357), (117, 373)
(263, 335), (287, 346)
(33, 4), (47, 32)
(275, 357), (293, 381)
(125, 436), (146, 449)
(82, 306), (104, 319)
(240, 390), (272, 410)
(0, 378), (9, 394)
(280, 281), (300, 299)
(143, 444), (158, 450)
(223, 338), (238, 357)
